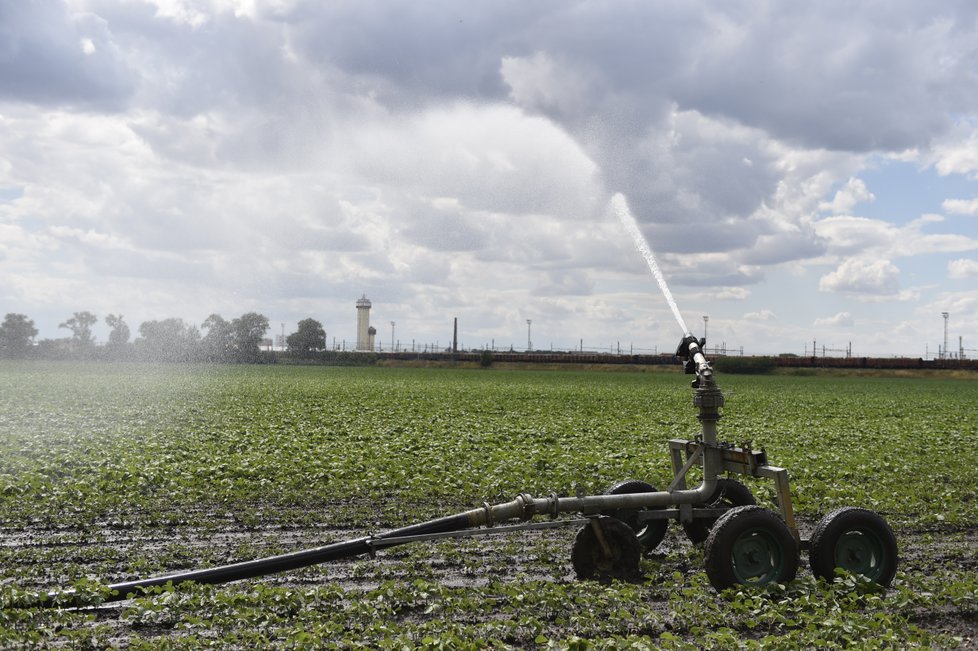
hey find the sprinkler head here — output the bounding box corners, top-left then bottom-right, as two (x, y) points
(676, 334), (702, 374)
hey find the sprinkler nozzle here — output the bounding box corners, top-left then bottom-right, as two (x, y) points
(675, 334), (704, 374)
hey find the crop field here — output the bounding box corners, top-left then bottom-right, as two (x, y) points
(0, 361), (976, 649)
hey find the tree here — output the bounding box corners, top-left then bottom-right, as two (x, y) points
(287, 318), (326, 354)
(105, 314), (130, 347)
(59, 311), (98, 350)
(230, 312), (270, 362)
(0, 313), (38, 358)
(201, 314), (233, 362)
(136, 318), (200, 362)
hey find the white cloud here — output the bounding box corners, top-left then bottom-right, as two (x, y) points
(814, 311), (854, 327)
(704, 287), (751, 301)
(943, 198), (978, 215)
(814, 215), (978, 258)
(341, 103), (602, 220)
(949, 259), (978, 278)
(0, 1), (134, 107)
(818, 177), (875, 214)
(501, 52), (592, 114)
(142, 0), (212, 27)
(819, 259), (900, 296)
(744, 309), (775, 321)
(931, 126), (978, 179)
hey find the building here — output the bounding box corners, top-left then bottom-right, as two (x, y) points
(356, 295), (372, 351)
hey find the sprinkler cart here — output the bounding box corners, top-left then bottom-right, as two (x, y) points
(54, 335), (897, 604)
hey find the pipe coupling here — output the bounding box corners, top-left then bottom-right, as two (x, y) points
(516, 493), (536, 521)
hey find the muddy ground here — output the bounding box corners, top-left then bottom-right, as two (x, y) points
(2, 502), (976, 647)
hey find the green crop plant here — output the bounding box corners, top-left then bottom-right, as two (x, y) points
(0, 361), (975, 647)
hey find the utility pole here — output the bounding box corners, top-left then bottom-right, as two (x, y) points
(942, 312), (949, 360)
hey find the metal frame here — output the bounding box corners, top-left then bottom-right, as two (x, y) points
(666, 438), (799, 544)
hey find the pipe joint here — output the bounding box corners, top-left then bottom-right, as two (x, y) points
(482, 502), (494, 527)
(516, 493), (536, 521)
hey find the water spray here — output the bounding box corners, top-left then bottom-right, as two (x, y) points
(611, 193), (692, 338)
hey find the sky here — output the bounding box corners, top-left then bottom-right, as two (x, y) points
(1, 0), (977, 357)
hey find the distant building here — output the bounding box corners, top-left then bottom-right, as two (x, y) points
(356, 295), (372, 351)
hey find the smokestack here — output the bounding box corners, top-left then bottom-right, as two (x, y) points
(453, 317), (458, 353)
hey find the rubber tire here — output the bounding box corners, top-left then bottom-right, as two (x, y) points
(571, 517), (642, 582)
(683, 478), (756, 544)
(601, 479), (669, 552)
(809, 507), (898, 586)
(704, 505), (799, 591)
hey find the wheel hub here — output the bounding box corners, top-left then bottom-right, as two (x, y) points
(835, 530), (884, 578)
(731, 529), (783, 584)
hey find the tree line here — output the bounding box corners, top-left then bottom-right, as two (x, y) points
(0, 312), (332, 363)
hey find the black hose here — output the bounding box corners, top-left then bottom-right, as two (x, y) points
(49, 510), (476, 606)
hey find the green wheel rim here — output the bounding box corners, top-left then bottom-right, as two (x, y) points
(834, 528), (887, 580)
(731, 528), (785, 585)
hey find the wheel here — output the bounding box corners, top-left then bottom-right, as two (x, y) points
(571, 517), (642, 582)
(704, 505), (799, 591)
(601, 479), (669, 552)
(683, 478), (756, 544)
(809, 507), (898, 586)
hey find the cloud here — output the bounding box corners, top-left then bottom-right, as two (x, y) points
(814, 215), (978, 258)
(819, 258), (900, 296)
(0, 0), (135, 108)
(943, 198), (978, 215)
(501, 51), (592, 115)
(670, 5), (976, 152)
(340, 103), (602, 220)
(931, 124), (978, 179)
(744, 309), (775, 321)
(740, 227), (827, 265)
(814, 311), (854, 327)
(703, 287), (751, 301)
(531, 270), (595, 297)
(948, 258), (978, 278)
(818, 177), (875, 214)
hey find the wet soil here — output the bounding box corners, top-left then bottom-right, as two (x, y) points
(3, 508), (977, 647)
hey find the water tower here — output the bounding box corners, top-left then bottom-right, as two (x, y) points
(356, 295), (372, 351)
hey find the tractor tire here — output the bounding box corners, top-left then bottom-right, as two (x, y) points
(601, 479), (669, 552)
(571, 517), (642, 582)
(704, 505), (799, 591)
(809, 507), (898, 586)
